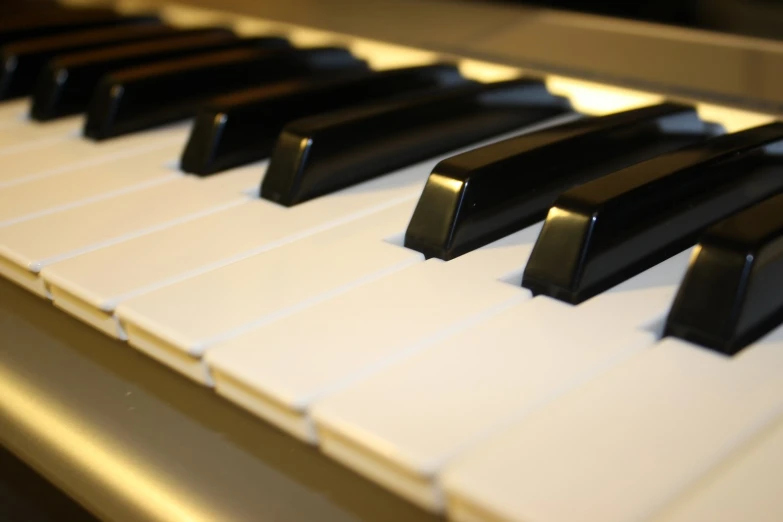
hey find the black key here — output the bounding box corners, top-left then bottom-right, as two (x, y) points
(665, 186), (783, 355)
(84, 46), (366, 140)
(261, 78), (572, 206)
(0, 20), (171, 100)
(404, 103), (719, 260)
(30, 29), (254, 121)
(181, 64), (468, 175)
(0, 8), (130, 47)
(522, 122), (783, 305)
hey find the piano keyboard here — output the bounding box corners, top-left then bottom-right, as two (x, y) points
(2, 2), (783, 521)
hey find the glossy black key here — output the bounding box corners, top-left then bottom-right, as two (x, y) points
(181, 64), (468, 175)
(261, 78), (571, 206)
(522, 122), (783, 305)
(665, 187), (783, 355)
(0, 8), (130, 47)
(404, 103), (719, 260)
(30, 29), (256, 121)
(0, 20), (171, 100)
(84, 46), (365, 140)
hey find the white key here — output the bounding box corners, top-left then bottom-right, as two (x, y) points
(441, 327), (783, 522)
(0, 100), (29, 127)
(0, 144), (182, 226)
(40, 159), (431, 335)
(311, 251), (691, 511)
(116, 202), (424, 384)
(0, 124), (189, 187)
(0, 116), (81, 152)
(654, 413), (783, 522)
(2, 164), (261, 298)
(205, 223), (543, 443)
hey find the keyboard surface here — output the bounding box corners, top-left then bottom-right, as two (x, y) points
(2, 2), (783, 522)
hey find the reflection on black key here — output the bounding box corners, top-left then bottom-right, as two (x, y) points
(84, 46), (364, 140)
(522, 122), (783, 305)
(0, 21), (171, 100)
(181, 64), (467, 175)
(665, 186), (783, 355)
(30, 29), (252, 121)
(261, 78), (572, 206)
(404, 103), (719, 260)
(0, 8), (128, 46)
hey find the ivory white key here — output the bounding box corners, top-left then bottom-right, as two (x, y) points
(205, 222), (544, 443)
(0, 124), (189, 187)
(0, 143), (182, 226)
(0, 116), (81, 152)
(310, 250), (692, 512)
(0, 100), (28, 126)
(116, 202), (424, 384)
(654, 412), (783, 522)
(39, 126), (548, 339)
(1, 163), (261, 298)
(441, 327), (783, 522)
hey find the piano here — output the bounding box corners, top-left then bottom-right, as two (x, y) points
(2, 1), (783, 521)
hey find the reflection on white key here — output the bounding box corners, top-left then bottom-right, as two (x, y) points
(311, 251), (691, 511)
(116, 202), (424, 384)
(0, 124), (189, 187)
(41, 160), (432, 337)
(655, 414), (783, 522)
(205, 223), (543, 443)
(442, 325), (783, 522)
(2, 164), (262, 298)
(0, 144), (182, 226)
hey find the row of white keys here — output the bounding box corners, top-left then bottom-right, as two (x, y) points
(40, 159), (428, 337)
(0, 163), (262, 298)
(0, 123), (190, 187)
(0, 142), (183, 227)
(115, 202), (425, 384)
(441, 321), (783, 522)
(204, 221), (544, 443)
(39, 122), (566, 339)
(309, 250), (692, 512)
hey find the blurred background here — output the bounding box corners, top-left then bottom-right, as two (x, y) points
(490, 0), (783, 40)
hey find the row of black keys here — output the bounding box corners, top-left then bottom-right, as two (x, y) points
(4, 4), (783, 357)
